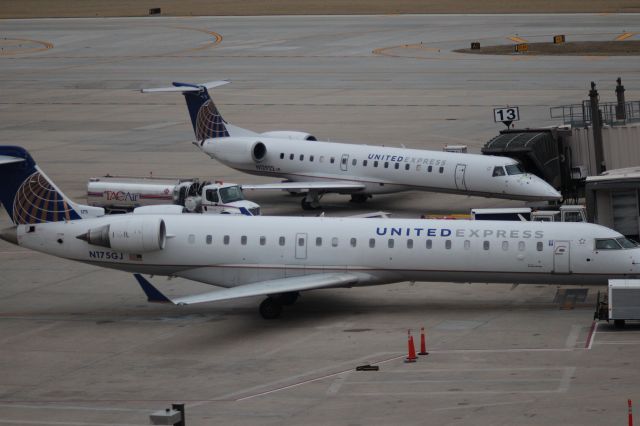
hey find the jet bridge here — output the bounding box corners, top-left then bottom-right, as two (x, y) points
(482, 129), (564, 191)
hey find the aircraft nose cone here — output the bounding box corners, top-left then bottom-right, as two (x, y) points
(523, 175), (562, 200)
(0, 226), (18, 245)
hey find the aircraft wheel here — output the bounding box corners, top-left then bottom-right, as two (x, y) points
(350, 194), (370, 203)
(301, 198), (320, 210)
(273, 291), (299, 306)
(259, 297), (283, 319)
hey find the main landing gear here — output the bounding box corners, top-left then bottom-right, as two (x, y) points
(258, 291), (300, 319)
(301, 191), (322, 210)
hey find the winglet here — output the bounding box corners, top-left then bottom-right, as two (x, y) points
(133, 274), (173, 304)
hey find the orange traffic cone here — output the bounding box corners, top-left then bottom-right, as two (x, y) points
(419, 327), (429, 356)
(404, 330), (417, 363)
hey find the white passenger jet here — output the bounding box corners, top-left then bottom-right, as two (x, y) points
(1, 147), (636, 318)
(142, 81), (561, 210)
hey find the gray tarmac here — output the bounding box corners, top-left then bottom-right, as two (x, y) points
(1, 14), (639, 425)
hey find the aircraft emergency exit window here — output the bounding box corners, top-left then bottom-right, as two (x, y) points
(427, 166), (432, 172)
(350, 238), (357, 247)
(405, 164), (410, 171)
(316, 237), (322, 246)
(280, 153), (284, 159)
(310, 155), (314, 162)
(298, 237), (304, 246)
(342, 157), (347, 165)
(492, 166), (506, 177)
(363, 160), (368, 167)
(241, 236), (247, 245)
(395, 163), (399, 170)
(206, 235), (212, 245)
(483, 241), (490, 250)
(464, 240), (470, 250)
(518, 241), (525, 251)
(617, 237), (639, 248)
(388, 239), (395, 248)
(439, 167), (444, 173)
(374, 161), (379, 167)
(300, 154), (304, 161)
(260, 236), (266, 246)
(445, 240), (452, 249)
(223, 235), (230, 245)
(330, 157), (335, 164)
(537, 242), (543, 251)
(407, 239), (413, 249)
(188, 234), (195, 244)
(352, 159), (357, 166)
(426, 239), (432, 249)
(279, 236), (285, 246)
(502, 241), (509, 251)
(505, 164), (525, 175)
(332, 237), (339, 247)
(289, 154), (294, 160)
(595, 239), (622, 250)
(384, 162), (389, 168)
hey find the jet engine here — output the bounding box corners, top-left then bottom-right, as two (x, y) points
(77, 217), (166, 252)
(260, 131), (317, 141)
(206, 137), (268, 164)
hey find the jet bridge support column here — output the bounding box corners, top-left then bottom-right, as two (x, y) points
(589, 82), (605, 174)
(616, 77), (627, 121)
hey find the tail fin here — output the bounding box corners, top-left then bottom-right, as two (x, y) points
(0, 146), (88, 224)
(142, 81), (230, 142)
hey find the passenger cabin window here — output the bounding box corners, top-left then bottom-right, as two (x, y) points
(289, 154), (294, 160)
(260, 236), (266, 246)
(407, 239), (413, 249)
(300, 154), (304, 161)
(439, 166), (444, 173)
(374, 161), (379, 167)
(483, 241), (490, 250)
(241, 236), (247, 245)
(502, 241), (509, 251)
(363, 160), (368, 167)
(320, 156), (325, 163)
(537, 242), (543, 251)
(330, 157), (335, 164)
(405, 164), (410, 170)
(388, 239), (394, 248)
(417, 165), (422, 172)
(316, 237), (322, 246)
(426, 239), (432, 249)
(395, 163), (399, 170)
(505, 164), (525, 175)
(206, 235), (212, 245)
(205, 189), (219, 203)
(427, 166), (432, 172)
(280, 153), (284, 159)
(384, 162), (389, 168)
(595, 239), (622, 250)
(492, 166), (506, 177)
(279, 236), (285, 246)
(518, 241), (525, 251)
(445, 240), (452, 249)
(332, 237), (339, 247)
(223, 235), (230, 245)
(188, 234), (195, 244)
(350, 237), (357, 247)
(369, 238), (375, 248)
(464, 240), (470, 250)
(352, 159), (357, 166)
(310, 155), (314, 162)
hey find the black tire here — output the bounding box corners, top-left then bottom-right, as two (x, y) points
(301, 198), (319, 210)
(259, 297), (283, 319)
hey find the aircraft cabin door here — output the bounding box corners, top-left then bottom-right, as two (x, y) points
(553, 240), (571, 274)
(295, 233), (308, 260)
(340, 154), (349, 171)
(454, 163), (467, 190)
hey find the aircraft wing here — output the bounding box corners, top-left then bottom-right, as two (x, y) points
(241, 181), (366, 192)
(0, 155), (25, 165)
(134, 272), (361, 305)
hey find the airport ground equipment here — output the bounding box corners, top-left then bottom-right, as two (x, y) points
(594, 279), (640, 328)
(471, 205), (586, 222)
(87, 176), (260, 215)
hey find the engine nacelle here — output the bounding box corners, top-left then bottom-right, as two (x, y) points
(260, 131), (317, 141)
(206, 137), (267, 164)
(77, 217), (166, 252)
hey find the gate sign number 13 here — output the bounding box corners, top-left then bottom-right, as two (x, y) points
(494, 107), (520, 123)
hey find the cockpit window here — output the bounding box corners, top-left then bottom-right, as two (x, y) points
(505, 164), (525, 175)
(617, 237), (639, 249)
(492, 166), (506, 177)
(595, 239), (622, 250)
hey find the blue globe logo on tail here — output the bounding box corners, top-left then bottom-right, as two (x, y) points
(12, 171), (80, 224)
(196, 99), (229, 141)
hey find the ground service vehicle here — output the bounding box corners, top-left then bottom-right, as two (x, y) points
(87, 177), (260, 215)
(595, 279), (640, 328)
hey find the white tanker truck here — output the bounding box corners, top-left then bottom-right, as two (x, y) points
(87, 176), (260, 215)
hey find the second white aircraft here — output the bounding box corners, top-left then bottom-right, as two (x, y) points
(142, 81), (561, 210)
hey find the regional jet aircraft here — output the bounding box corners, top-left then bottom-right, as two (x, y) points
(1, 146), (636, 319)
(142, 81), (561, 210)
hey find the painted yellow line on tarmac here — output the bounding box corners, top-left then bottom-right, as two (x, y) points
(615, 32), (636, 41)
(507, 36), (528, 43)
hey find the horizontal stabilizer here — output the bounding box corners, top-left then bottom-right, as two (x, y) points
(242, 181), (366, 192)
(141, 80), (230, 93)
(0, 155), (25, 166)
(133, 273), (362, 305)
